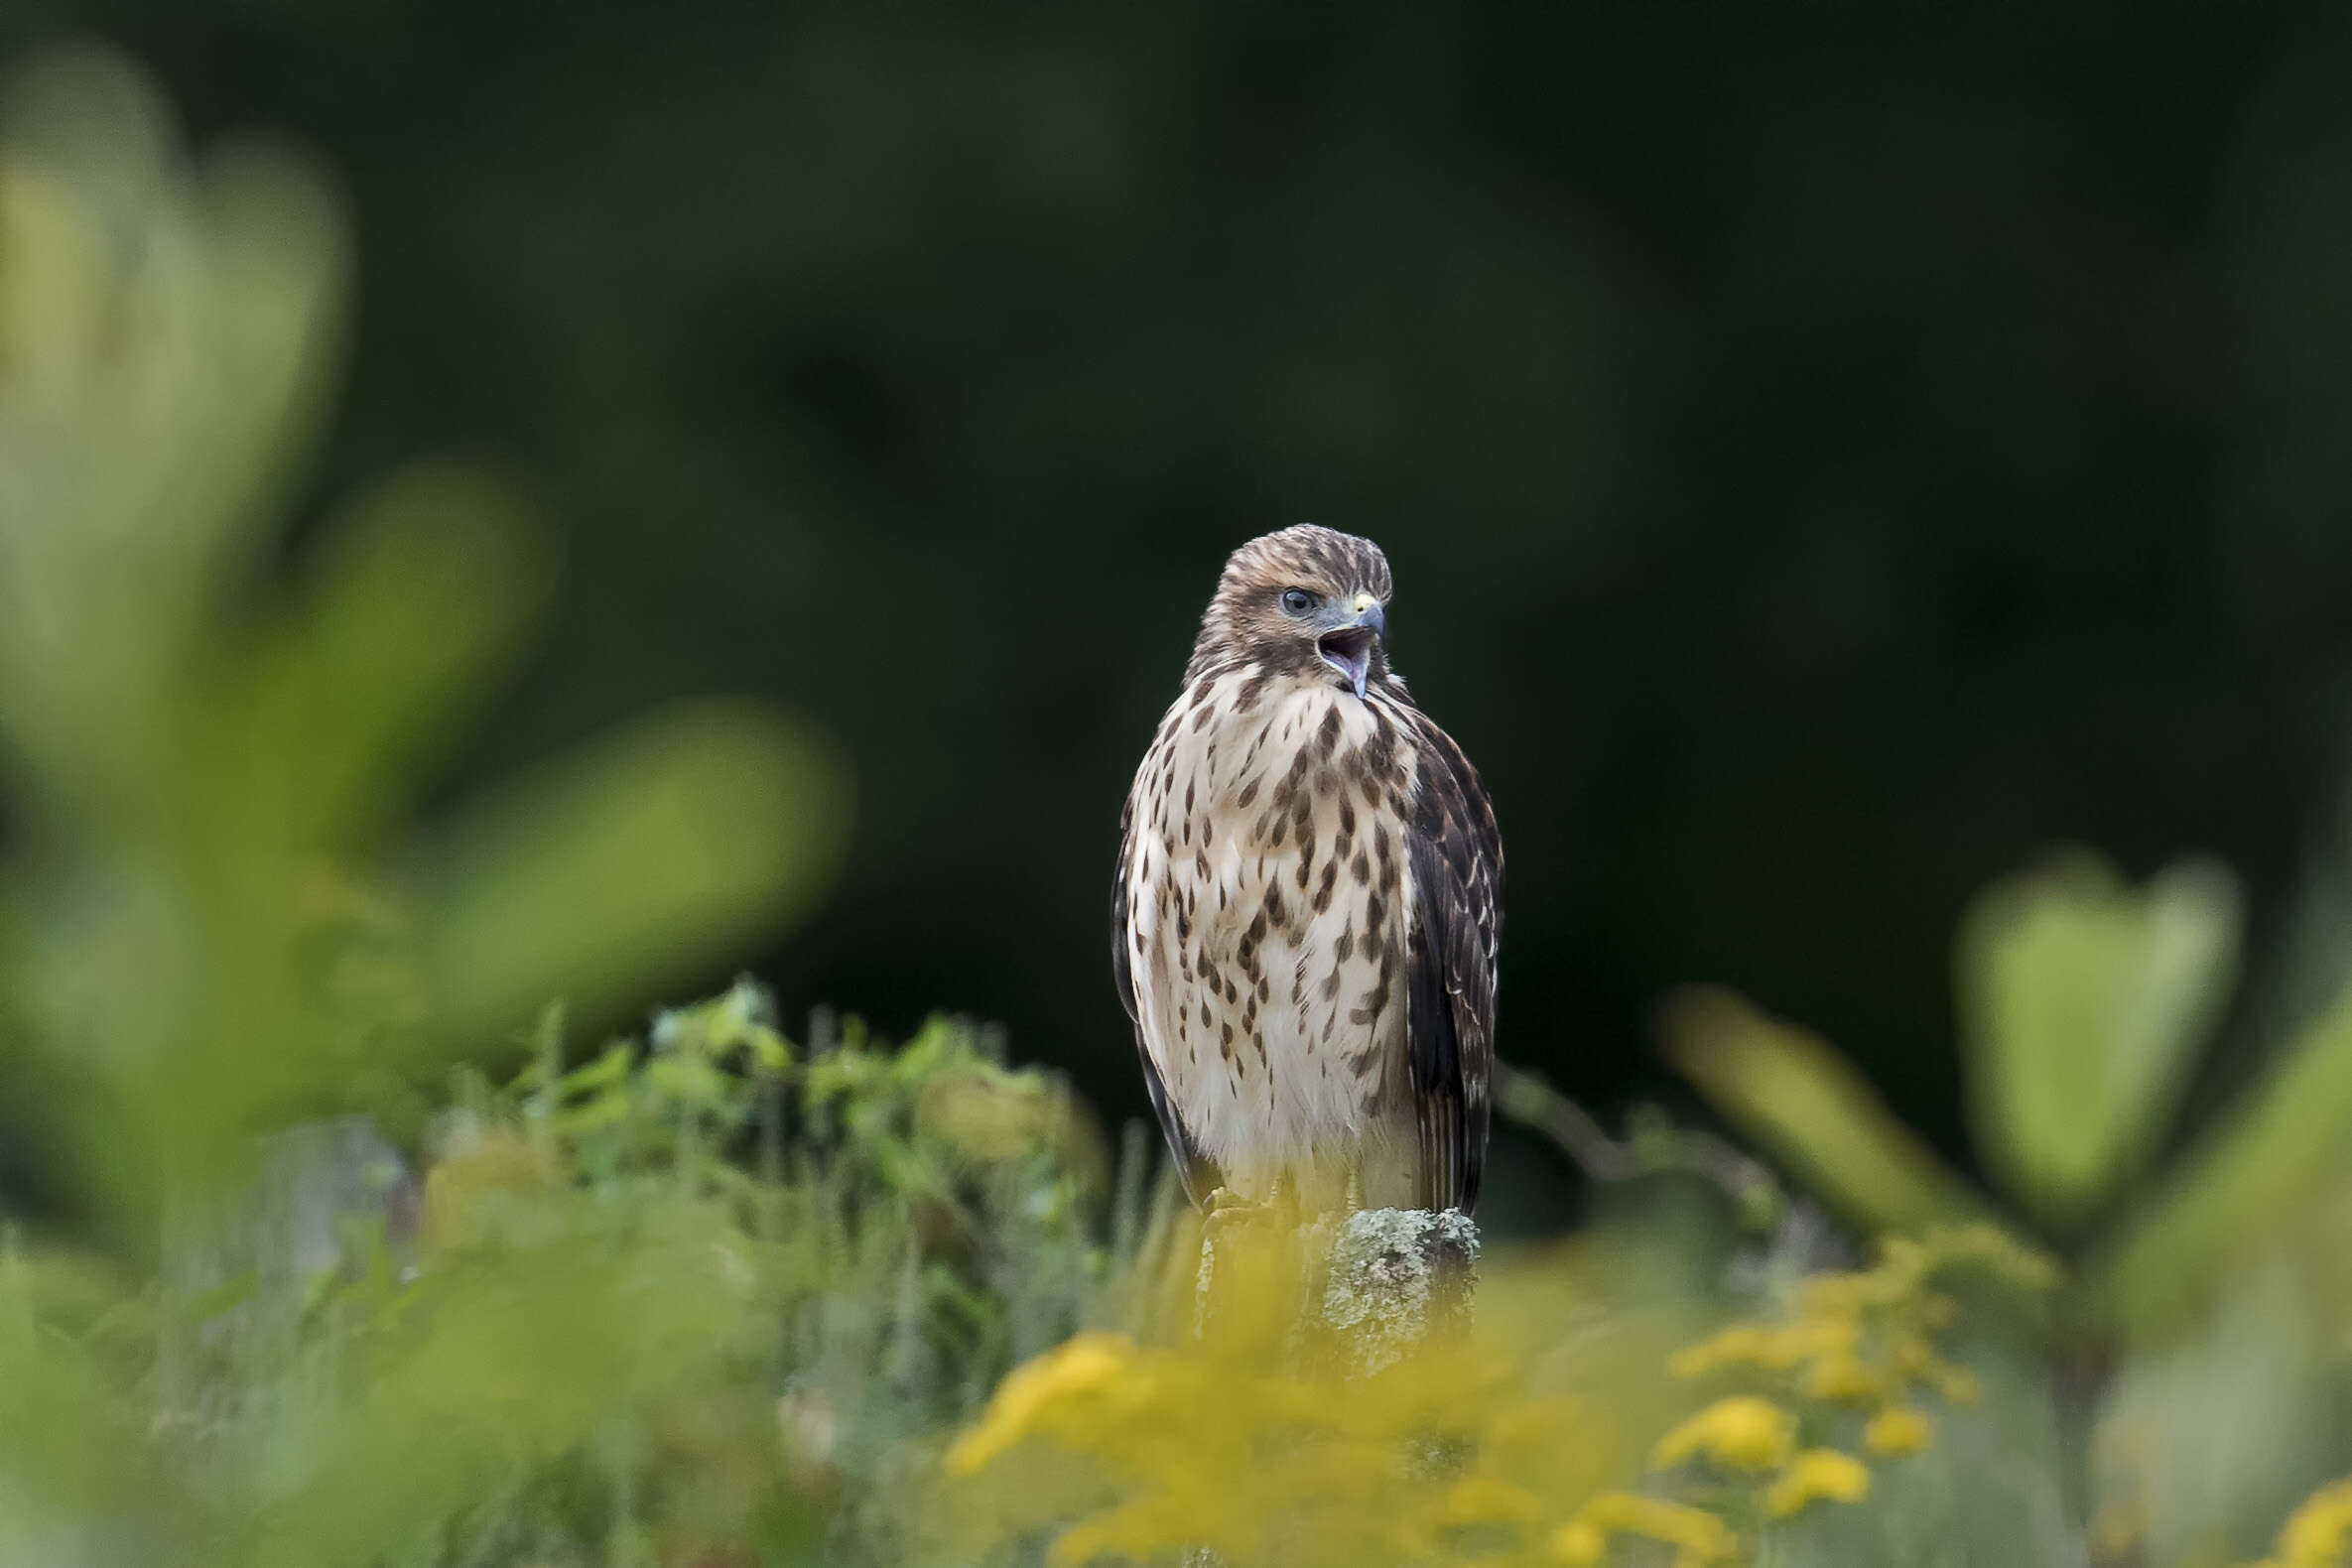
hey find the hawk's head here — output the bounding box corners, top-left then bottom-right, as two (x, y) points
(1192, 525), (1395, 699)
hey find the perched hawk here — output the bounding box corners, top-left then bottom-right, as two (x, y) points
(1112, 526), (1503, 1216)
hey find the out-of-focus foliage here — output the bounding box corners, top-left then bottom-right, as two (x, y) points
(1667, 848), (2352, 1563)
(1960, 856), (2241, 1230)
(352, 986), (1128, 1568)
(944, 1216), (2069, 1568)
(1666, 846), (2352, 1337)
(1660, 989), (1989, 1238)
(0, 41), (845, 1221)
(5, 973), (1139, 1568)
(0, 41), (864, 1568)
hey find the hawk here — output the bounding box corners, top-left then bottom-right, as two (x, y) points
(1112, 526), (1503, 1216)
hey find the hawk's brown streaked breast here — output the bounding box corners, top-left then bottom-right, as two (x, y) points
(1111, 525), (1503, 1215)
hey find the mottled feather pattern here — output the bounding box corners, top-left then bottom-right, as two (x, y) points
(1111, 526), (1503, 1215)
(1400, 712), (1502, 1212)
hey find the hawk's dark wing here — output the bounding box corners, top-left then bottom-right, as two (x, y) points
(1111, 796), (1223, 1209)
(1401, 714), (1503, 1213)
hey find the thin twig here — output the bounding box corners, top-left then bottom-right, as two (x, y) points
(1494, 1061), (1780, 1216)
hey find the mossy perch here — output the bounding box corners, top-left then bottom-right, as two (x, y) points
(1318, 1206), (1480, 1374)
(1195, 1204), (1480, 1376)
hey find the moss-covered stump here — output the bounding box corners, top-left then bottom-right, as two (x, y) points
(1194, 1204), (1480, 1376)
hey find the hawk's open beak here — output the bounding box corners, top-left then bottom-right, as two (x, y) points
(1316, 596), (1384, 699)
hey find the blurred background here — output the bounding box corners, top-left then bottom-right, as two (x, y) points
(12, 0), (2352, 1238)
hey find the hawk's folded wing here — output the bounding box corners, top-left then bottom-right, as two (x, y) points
(1402, 715), (1503, 1213)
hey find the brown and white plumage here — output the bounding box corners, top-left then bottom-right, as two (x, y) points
(1111, 526), (1502, 1215)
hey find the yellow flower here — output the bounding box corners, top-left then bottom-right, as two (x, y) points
(1802, 1353), (1883, 1404)
(1652, 1396), (1795, 1473)
(1664, 1328), (1734, 1378)
(1668, 1324), (1787, 1376)
(1796, 1310), (1862, 1357)
(2274, 1476), (2352, 1567)
(1392, 1470), (1553, 1557)
(944, 1333), (1139, 1476)
(1047, 1499), (1187, 1568)
(1561, 1492), (1738, 1563)
(1548, 1518), (1608, 1565)
(1763, 1449), (1873, 1518)
(1432, 1476), (1545, 1529)
(1863, 1405), (1932, 1456)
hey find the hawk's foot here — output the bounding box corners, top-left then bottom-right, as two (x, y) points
(1202, 1185), (1273, 1241)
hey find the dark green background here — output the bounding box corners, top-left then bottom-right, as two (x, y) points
(17, 2), (2352, 1226)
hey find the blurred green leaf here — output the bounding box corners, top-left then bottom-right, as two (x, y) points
(2086, 980), (2352, 1338)
(1958, 852), (2240, 1229)
(245, 1211), (763, 1568)
(194, 463), (552, 857)
(0, 1245), (170, 1554)
(415, 703), (848, 1047)
(555, 1041), (636, 1098)
(1662, 984), (1986, 1234)
(0, 49), (344, 828)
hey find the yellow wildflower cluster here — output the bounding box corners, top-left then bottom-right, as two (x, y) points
(1670, 1223), (2051, 1454)
(1652, 1396), (1795, 1473)
(943, 1333), (1157, 1479)
(946, 1322), (1649, 1567)
(1550, 1491), (1738, 1566)
(1762, 1450), (1874, 1519)
(2234, 1476), (2352, 1568)
(941, 1221), (2054, 1566)
(1645, 1222), (2056, 1530)
(1647, 1394), (1869, 1524)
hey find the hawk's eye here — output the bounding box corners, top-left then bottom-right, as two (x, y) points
(1279, 588), (1319, 616)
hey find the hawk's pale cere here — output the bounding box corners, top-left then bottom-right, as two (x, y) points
(1112, 526), (1503, 1216)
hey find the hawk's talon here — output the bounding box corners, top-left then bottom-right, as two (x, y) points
(1202, 1186), (1271, 1241)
